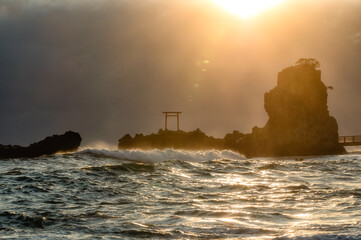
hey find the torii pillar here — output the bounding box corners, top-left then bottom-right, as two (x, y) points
(162, 112), (182, 131)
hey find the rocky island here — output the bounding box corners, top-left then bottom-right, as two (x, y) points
(118, 128), (244, 151)
(118, 59), (346, 157)
(238, 59), (345, 157)
(0, 131), (82, 159)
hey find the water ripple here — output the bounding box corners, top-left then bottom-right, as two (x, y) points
(0, 149), (360, 239)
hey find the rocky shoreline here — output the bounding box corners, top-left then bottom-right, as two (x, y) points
(0, 131), (82, 159)
(1, 60), (346, 159)
(119, 59), (346, 158)
(118, 128), (244, 152)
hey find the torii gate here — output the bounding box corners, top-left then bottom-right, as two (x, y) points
(162, 112), (182, 131)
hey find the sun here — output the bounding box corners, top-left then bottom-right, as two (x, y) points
(212, 0), (284, 18)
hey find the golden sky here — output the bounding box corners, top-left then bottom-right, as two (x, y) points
(0, 0), (360, 145)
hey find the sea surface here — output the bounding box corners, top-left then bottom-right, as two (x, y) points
(1, 147), (361, 240)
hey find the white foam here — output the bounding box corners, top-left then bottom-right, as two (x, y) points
(79, 141), (118, 151)
(77, 148), (246, 163)
(345, 146), (361, 154)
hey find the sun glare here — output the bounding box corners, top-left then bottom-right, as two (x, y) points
(212, 0), (284, 18)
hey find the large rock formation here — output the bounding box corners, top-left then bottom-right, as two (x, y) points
(239, 59), (345, 157)
(0, 131), (82, 159)
(117, 59), (345, 158)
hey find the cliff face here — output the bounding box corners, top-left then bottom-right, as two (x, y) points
(239, 63), (345, 157)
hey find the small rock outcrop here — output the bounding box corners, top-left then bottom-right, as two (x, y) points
(118, 129), (225, 151)
(238, 59), (345, 157)
(0, 131), (82, 159)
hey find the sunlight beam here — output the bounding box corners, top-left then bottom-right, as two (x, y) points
(212, 0), (284, 18)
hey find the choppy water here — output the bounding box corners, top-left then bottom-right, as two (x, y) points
(1, 148), (361, 239)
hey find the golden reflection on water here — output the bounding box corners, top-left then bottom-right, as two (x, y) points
(293, 213), (312, 219)
(217, 175), (251, 185)
(197, 165), (327, 238)
(110, 156), (359, 238)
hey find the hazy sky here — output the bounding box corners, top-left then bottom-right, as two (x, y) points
(0, 0), (360, 147)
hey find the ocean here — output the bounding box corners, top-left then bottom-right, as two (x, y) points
(1, 147), (360, 239)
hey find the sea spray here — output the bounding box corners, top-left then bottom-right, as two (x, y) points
(77, 148), (246, 163)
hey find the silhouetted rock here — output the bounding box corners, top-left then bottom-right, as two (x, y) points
(118, 60), (345, 158)
(118, 129), (225, 151)
(0, 131), (82, 159)
(224, 131), (245, 150)
(238, 59), (345, 157)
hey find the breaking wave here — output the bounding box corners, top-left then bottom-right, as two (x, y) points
(76, 148), (246, 163)
(1, 148), (360, 239)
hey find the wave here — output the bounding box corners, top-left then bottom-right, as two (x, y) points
(81, 162), (155, 173)
(76, 148), (246, 163)
(0, 211), (46, 229)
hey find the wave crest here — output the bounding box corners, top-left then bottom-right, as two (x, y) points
(77, 148), (245, 163)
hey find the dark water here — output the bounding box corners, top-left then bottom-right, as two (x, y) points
(1, 148), (361, 239)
